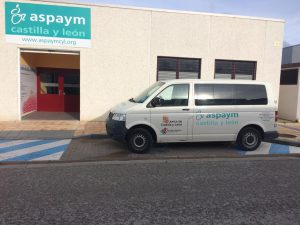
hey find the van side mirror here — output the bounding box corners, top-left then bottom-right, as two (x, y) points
(151, 97), (163, 107)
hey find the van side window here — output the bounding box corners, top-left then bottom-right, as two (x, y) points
(194, 84), (214, 105)
(236, 84), (268, 105)
(195, 84), (267, 106)
(213, 84), (235, 105)
(194, 84), (234, 105)
(156, 84), (189, 107)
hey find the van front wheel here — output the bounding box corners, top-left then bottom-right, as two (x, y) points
(237, 127), (262, 151)
(127, 128), (153, 153)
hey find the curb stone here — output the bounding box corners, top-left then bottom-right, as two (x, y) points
(0, 153), (299, 166)
(0, 134), (109, 140)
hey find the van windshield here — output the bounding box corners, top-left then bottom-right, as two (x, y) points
(133, 82), (165, 103)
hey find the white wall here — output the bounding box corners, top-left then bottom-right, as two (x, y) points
(278, 68), (300, 121)
(80, 7), (152, 120)
(0, 0), (285, 121)
(278, 85), (299, 121)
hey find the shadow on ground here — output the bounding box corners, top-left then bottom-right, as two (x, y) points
(61, 138), (240, 161)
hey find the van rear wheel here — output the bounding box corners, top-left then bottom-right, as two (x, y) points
(127, 128), (153, 154)
(237, 127), (262, 151)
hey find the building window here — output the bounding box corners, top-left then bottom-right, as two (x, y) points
(280, 69), (298, 85)
(194, 84), (267, 106)
(157, 57), (201, 81)
(215, 60), (256, 80)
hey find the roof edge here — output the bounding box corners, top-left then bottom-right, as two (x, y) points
(28, 0), (285, 23)
(283, 44), (300, 49)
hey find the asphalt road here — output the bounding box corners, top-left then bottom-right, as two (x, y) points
(0, 157), (300, 225)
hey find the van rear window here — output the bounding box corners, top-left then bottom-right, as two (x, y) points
(195, 84), (268, 106)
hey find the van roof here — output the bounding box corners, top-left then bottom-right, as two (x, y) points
(161, 79), (268, 85)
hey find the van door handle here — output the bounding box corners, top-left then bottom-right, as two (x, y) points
(182, 108), (190, 111)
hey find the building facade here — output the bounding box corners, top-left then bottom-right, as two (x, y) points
(279, 44), (300, 121)
(0, 0), (284, 121)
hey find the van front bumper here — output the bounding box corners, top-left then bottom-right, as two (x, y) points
(106, 114), (128, 141)
(263, 131), (279, 141)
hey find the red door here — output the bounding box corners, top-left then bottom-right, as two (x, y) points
(37, 68), (80, 112)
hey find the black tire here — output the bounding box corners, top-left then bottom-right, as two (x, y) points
(127, 128), (153, 153)
(237, 127), (262, 151)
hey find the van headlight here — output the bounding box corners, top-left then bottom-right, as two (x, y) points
(112, 113), (126, 121)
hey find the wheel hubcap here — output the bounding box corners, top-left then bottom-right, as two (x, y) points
(244, 132), (257, 146)
(133, 134), (146, 148)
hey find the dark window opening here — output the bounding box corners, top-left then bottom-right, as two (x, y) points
(215, 60), (256, 80)
(280, 69), (298, 85)
(157, 57), (201, 81)
(40, 72), (59, 95)
(64, 73), (80, 95)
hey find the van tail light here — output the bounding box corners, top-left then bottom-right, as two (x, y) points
(275, 111), (279, 122)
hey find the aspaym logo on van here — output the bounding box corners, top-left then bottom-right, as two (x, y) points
(5, 1), (91, 48)
(195, 112), (239, 126)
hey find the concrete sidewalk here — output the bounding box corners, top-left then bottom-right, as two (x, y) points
(276, 122), (300, 146)
(0, 120), (106, 139)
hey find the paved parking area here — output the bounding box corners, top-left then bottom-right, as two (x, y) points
(61, 138), (300, 162)
(1, 137), (300, 163)
(0, 120), (299, 163)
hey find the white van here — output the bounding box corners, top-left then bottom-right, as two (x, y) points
(106, 80), (278, 153)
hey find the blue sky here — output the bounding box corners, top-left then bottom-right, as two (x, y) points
(62, 0), (300, 46)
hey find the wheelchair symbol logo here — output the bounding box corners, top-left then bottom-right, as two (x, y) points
(10, 4), (26, 25)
